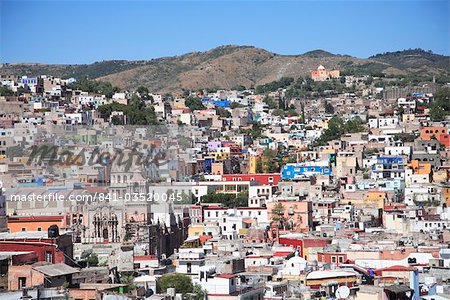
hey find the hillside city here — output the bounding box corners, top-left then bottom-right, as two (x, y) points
(0, 63), (450, 300)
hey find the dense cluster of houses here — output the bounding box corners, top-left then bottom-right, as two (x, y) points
(0, 73), (449, 300)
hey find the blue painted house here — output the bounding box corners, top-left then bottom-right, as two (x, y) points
(201, 97), (231, 108)
(372, 156), (405, 179)
(282, 163), (331, 180)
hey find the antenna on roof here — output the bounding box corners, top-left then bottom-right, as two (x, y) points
(335, 285), (350, 299)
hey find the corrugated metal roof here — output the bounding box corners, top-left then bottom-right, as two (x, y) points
(33, 263), (79, 276)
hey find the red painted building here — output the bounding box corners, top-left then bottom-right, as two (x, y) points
(278, 237), (331, 260)
(278, 237), (303, 256)
(438, 133), (450, 148)
(222, 173), (281, 185)
(318, 252), (348, 266)
(0, 232), (74, 265)
(189, 205), (204, 224)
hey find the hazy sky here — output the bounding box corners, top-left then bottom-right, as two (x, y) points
(1, 0), (448, 64)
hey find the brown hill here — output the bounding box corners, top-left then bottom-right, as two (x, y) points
(1, 46), (449, 93)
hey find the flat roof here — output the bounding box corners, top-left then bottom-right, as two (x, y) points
(0, 251), (34, 260)
(0, 231), (49, 239)
(33, 263), (79, 277)
(306, 270), (356, 280)
(78, 283), (127, 290)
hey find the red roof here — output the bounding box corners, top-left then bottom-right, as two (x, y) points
(273, 251), (293, 257)
(199, 235), (212, 243)
(8, 216), (64, 223)
(375, 265), (417, 275)
(216, 274), (237, 279)
(384, 204), (407, 211)
(134, 255), (157, 261)
(203, 206), (227, 210)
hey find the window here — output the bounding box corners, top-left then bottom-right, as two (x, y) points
(338, 256), (344, 263)
(45, 251), (53, 263)
(37, 227), (42, 231)
(21, 227), (26, 232)
(331, 256), (336, 263)
(187, 263), (192, 273)
(18, 277), (27, 289)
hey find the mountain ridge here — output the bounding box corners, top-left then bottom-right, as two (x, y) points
(1, 46), (449, 92)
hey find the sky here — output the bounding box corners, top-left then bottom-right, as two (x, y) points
(1, 0), (449, 64)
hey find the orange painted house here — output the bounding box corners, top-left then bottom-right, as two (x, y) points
(420, 126), (448, 140)
(266, 200), (313, 232)
(408, 160), (431, 175)
(438, 133), (450, 148)
(442, 187), (450, 206)
(8, 215), (67, 233)
(310, 65), (340, 81)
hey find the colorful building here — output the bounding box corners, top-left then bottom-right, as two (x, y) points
(282, 163), (331, 180)
(222, 173), (281, 185)
(8, 215), (68, 233)
(310, 65), (340, 81)
(420, 126), (448, 140)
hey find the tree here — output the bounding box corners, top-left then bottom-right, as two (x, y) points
(430, 105), (446, 121)
(230, 102), (245, 109)
(137, 86), (152, 101)
(68, 78), (119, 98)
(185, 97), (206, 111)
(271, 203), (285, 228)
(216, 108), (231, 118)
(262, 149), (278, 173)
(301, 103), (306, 122)
(201, 192), (248, 208)
(120, 272), (137, 290)
(137, 86), (149, 95)
(255, 77), (294, 94)
(430, 87), (450, 121)
(111, 115), (124, 125)
(98, 98), (158, 125)
(314, 116), (365, 146)
(232, 85), (246, 91)
(364, 76), (373, 85)
(255, 157), (263, 173)
(394, 132), (417, 143)
(344, 116), (364, 133)
(190, 284), (206, 300)
(263, 96), (277, 109)
(157, 274), (194, 295)
(0, 85), (14, 96)
(272, 109), (285, 116)
(85, 253), (99, 267)
(240, 121), (265, 140)
(324, 101), (334, 114)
